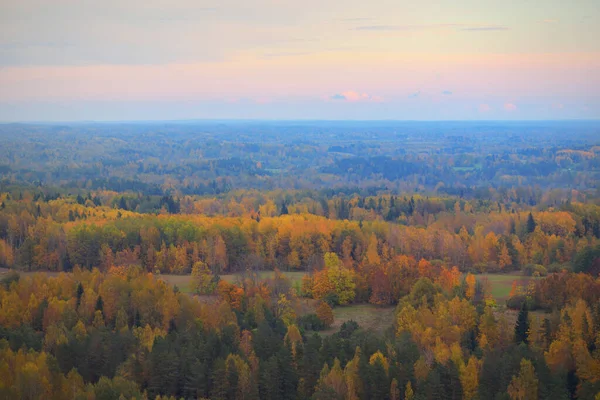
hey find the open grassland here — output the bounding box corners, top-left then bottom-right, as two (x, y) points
(0, 268), (306, 294)
(160, 270), (307, 293)
(322, 304), (396, 336)
(480, 273), (540, 302)
(3, 267), (538, 308)
(0, 267), (61, 279)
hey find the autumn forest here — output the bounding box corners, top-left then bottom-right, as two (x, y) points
(0, 121), (600, 400)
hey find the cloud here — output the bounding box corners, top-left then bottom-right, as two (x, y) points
(340, 17), (376, 22)
(479, 104), (491, 113)
(354, 24), (509, 33)
(330, 90), (383, 102)
(354, 25), (414, 31)
(504, 103), (517, 111)
(354, 23), (461, 31)
(460, 26), (508, 31)
(552, 103), (564, 110)
(408, 91), (420, 98)
(542, 19), (558, 23)
(262, 51), (316, 58)
(441, 90), (453, 95)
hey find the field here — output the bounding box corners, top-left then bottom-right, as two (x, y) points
(1, 267), (540, 338)
(323, 304), (396, 336)
(2, 267), (535, 304)
(2, 267), (535, 305)
(160, 270), (307, 293)
(481, 273), (539, 302)
(0, 267), (61, 279)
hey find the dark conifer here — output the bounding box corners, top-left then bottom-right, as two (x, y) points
(76, 283), (84, 308)
(515, 303), (530, 344)
(526, 212), (537, 233)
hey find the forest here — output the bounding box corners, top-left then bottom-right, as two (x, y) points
(0, 121), (600, 399)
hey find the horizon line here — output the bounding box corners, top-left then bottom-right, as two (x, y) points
(1, 118), (599, 125)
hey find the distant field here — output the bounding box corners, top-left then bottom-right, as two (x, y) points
(0, 268), (61, 279)
(480, 273), (539, 302)
(2, 267), (535, 307)
(322, 304), (396, 336)
(160, 270), (307, 293)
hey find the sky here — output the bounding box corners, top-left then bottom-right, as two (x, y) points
(1, 0), (599, 121)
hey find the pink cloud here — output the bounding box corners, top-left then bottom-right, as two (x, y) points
(552, 103), (564, 110)
(330, 90), (383, 102)
(478, 104), (491, 113)
(504, 103), (517, 111)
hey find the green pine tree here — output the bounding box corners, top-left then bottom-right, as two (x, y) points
(526, 212), (537, 233)
(515, 303), (530, 344)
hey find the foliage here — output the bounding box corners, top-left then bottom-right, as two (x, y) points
(316, 302), (334, 328)
(0, 121), (600, 398)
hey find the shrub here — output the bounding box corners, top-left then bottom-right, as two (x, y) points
(506, 294), (527, 310)
(316, 301), (334, 328)
(0, 270), (19, 288)
(338, 320), (359, 338)
(297, 313), (325, 331)
(522, 264), (547, 277)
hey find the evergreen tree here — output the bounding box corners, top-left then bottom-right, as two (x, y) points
(226, 357), (240, 400)
(134, 310), (141, 327)
(183, 355), (208, 398)
(425, 368), (447, 400)
(95, 295), (104, 316)
(259, 356), (281, 400)
(211, 358), (229, 400)
(76, 283), (84, 309)
(368, 359), (389, 400)
(299, 334), (322, 399)
(526, 212), (537, 233)
(542, 318), (552, 348)
(280, 202), (289, 215)
(118, 196), (128, 210)
(515, 304), (530, 345)
(408, 197), (415, 215)
(278, 343), (298, 400)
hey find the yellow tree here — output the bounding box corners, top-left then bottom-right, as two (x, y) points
(276, 294), (296, 326)
(369, 351), (389, 374)
(460, 356), (479, 400)
(507, 359), (538, 400)
(390, 379), (400, 400)
(315, 359), (347, 399)
(365, 234), (381, 266)
(465, 273), (476, 300)
(499, 242), (512, 270)
(316, 301), (334, 328)
(311, 270), (334, 300)
(284, 325), (303, 358)
(325, 252), (355, 305)
(344, 348), (362, 400)
(190, 261), (214, 294)
(405, 381), (414, 400)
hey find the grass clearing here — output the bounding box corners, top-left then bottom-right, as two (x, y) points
(479, 273), (539, 302)
(320, 304), (396, 336)
(160, 270), (307, 293)
(0, 268), (61, 279)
